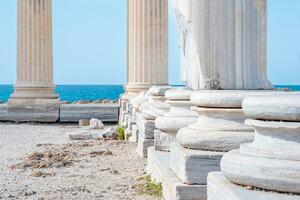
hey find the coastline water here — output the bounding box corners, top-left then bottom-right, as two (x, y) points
(0, 85), (299, 102)
(0, 85), (124, 102)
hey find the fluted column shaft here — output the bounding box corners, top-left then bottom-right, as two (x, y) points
(12, 0), (57, 99)
(175, 0), (272, 90)
(126, 0), (168, 94)
(7, 0), (59, 123)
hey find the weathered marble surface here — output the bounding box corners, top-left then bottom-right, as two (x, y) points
(148, 86), (172, 96)
(7, 98), (60, 122)
(222, 149), (300, 194)
(147, 147), (207, 200)
(242, 93), (300, 121)
(136, 118), (156, 139)
(60, 104), (118, 122)
(221, 93), (300, 195)
(155, 89), (198, 134)
(174, 0), (272, 90)
(0, 104), (9, 121)
(177, 107), (254, 151)
(191, 90), (276, 108)
(128, 124), (139, 143)
(170, 142), (224, 185)
(207, 172), (300, 200)
(142, 97), (170, 120)
(164, 88), (193, 100)
(154, 130), (176, 152)
(136, 134), (154, 158)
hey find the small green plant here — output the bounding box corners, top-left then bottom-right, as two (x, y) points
(135, 175), (163, 198)
(116, 126), (125, 141)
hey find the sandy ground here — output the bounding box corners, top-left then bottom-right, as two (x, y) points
(0, 122), (160, 200)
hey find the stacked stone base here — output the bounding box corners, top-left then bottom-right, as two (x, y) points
(60, 104), (119, 122)
(136, 118), (156, 157)
(136, 134), (154, 158)
(170, 143), (224, 184)
(147, 147), (207, 200)
(7, 98), (60, 122)
(154, 130), (175, 151)
(129, 124), (139, 143)
(207, 172), (299, 200)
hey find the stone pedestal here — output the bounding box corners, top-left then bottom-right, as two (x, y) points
(155, 88), (198, 151)
(8, 0), (59, 122)
(135, 86), (171, 157)
(154, 130), (175, 151)
(208, 93), (300, 199)
(170, 142), (224, 185)
(167, 91), (269, 198)
(147, 147), (207, 200)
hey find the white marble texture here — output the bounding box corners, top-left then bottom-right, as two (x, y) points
(170, 142), (224, 185)
(208, 172), (300, 200)
(221, 93), (300, 195)
(147, 147), (207, 200)
(173, 0), (272, 90)
(242, 93), (300, 121)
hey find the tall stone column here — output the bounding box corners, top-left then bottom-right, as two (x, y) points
(175, 0), (272, 90)
(8, 0), (59, 122)
(126, 0), (169, 95)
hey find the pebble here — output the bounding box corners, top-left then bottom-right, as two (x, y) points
(90, 118), (104, 129)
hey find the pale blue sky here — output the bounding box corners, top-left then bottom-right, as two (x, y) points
(0, 0), (299, 85)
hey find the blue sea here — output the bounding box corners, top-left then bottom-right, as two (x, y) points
(0, 85), (124, 102)
(0, 85), (299, 102)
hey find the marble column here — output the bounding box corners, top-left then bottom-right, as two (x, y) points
(8, 0), (59, 122)
(120, 0), (169, 126)
(174, 0), (272, 90)
(126, 0), (169, 95)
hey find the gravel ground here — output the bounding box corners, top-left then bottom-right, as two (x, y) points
(0, 122), (160, 200)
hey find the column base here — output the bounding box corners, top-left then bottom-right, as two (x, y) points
(8, 98), (60, 122)
(154, 130), (176, 151)
(207, 172), (300, 200)
(137, 117), (156, 139)
(170, 142), (224, 185)
(147, 147), (207, 200)
(136, 134), (154, 158)
(128, 124), (139, 143)
(125, 84), (166, 95)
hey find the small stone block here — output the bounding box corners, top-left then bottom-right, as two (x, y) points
(154, 130), (175, 152)
(136, 134), (154, 158)
(170, 142), (224, 185)
(147, 147), (207, 200)
(137, 118), (156, 139)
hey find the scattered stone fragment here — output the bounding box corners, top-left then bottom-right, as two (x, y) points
(22, 190), (37, 196)
(102, 127), (116, 139)
(93, 99), (103, 104)
(110, 169), (120, 175)
(90, 118), (104, 129)
(246, 185), (254, 190)
(79, 119), (90, 127)
(68, 131), (93, 140)
(30, 171), (56, 178)
(76, 100), (92, 104)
